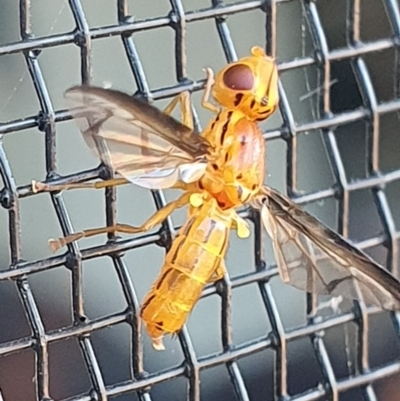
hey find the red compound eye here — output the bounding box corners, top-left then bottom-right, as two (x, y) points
(223, 64), (254, 90)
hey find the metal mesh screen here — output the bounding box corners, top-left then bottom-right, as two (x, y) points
(0, 1), (400, 400)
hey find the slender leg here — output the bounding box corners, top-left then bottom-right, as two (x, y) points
(201, 68), (220, 113)
(33, 177), (193, 194)
(32, 177), (130, 193)
(49, 191), (192, 252)
(49, 223), (143, 252)
(162, 91), (194, 130)
(126, 191), (192, 232)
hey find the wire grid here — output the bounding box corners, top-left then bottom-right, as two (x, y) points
(0, 0), (400, 400)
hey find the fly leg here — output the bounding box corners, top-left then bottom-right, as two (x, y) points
(201, 68), (220, 113)
(162, 91), (194, 130)
(33, 177), (194, 194)
(32, 177), (130, 193)
(120, 191), (192, 233)
(48, 191), (192, 252)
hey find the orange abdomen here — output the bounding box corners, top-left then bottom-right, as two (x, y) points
(140, 199), (232, 349)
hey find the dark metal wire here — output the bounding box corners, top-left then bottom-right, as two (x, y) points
(0, 0), (400, 400)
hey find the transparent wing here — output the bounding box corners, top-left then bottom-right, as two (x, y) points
(255, 187), (400, 311)
(64, 85), (210, 189)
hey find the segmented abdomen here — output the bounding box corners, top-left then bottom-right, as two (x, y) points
(140, 199), (232, 348)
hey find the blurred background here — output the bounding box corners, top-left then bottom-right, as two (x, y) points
(0, 1), (399, 400)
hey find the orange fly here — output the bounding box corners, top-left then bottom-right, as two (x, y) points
(34, 47), (400, 349)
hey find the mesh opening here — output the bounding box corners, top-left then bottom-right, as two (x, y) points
(0, 1), (400, 400)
